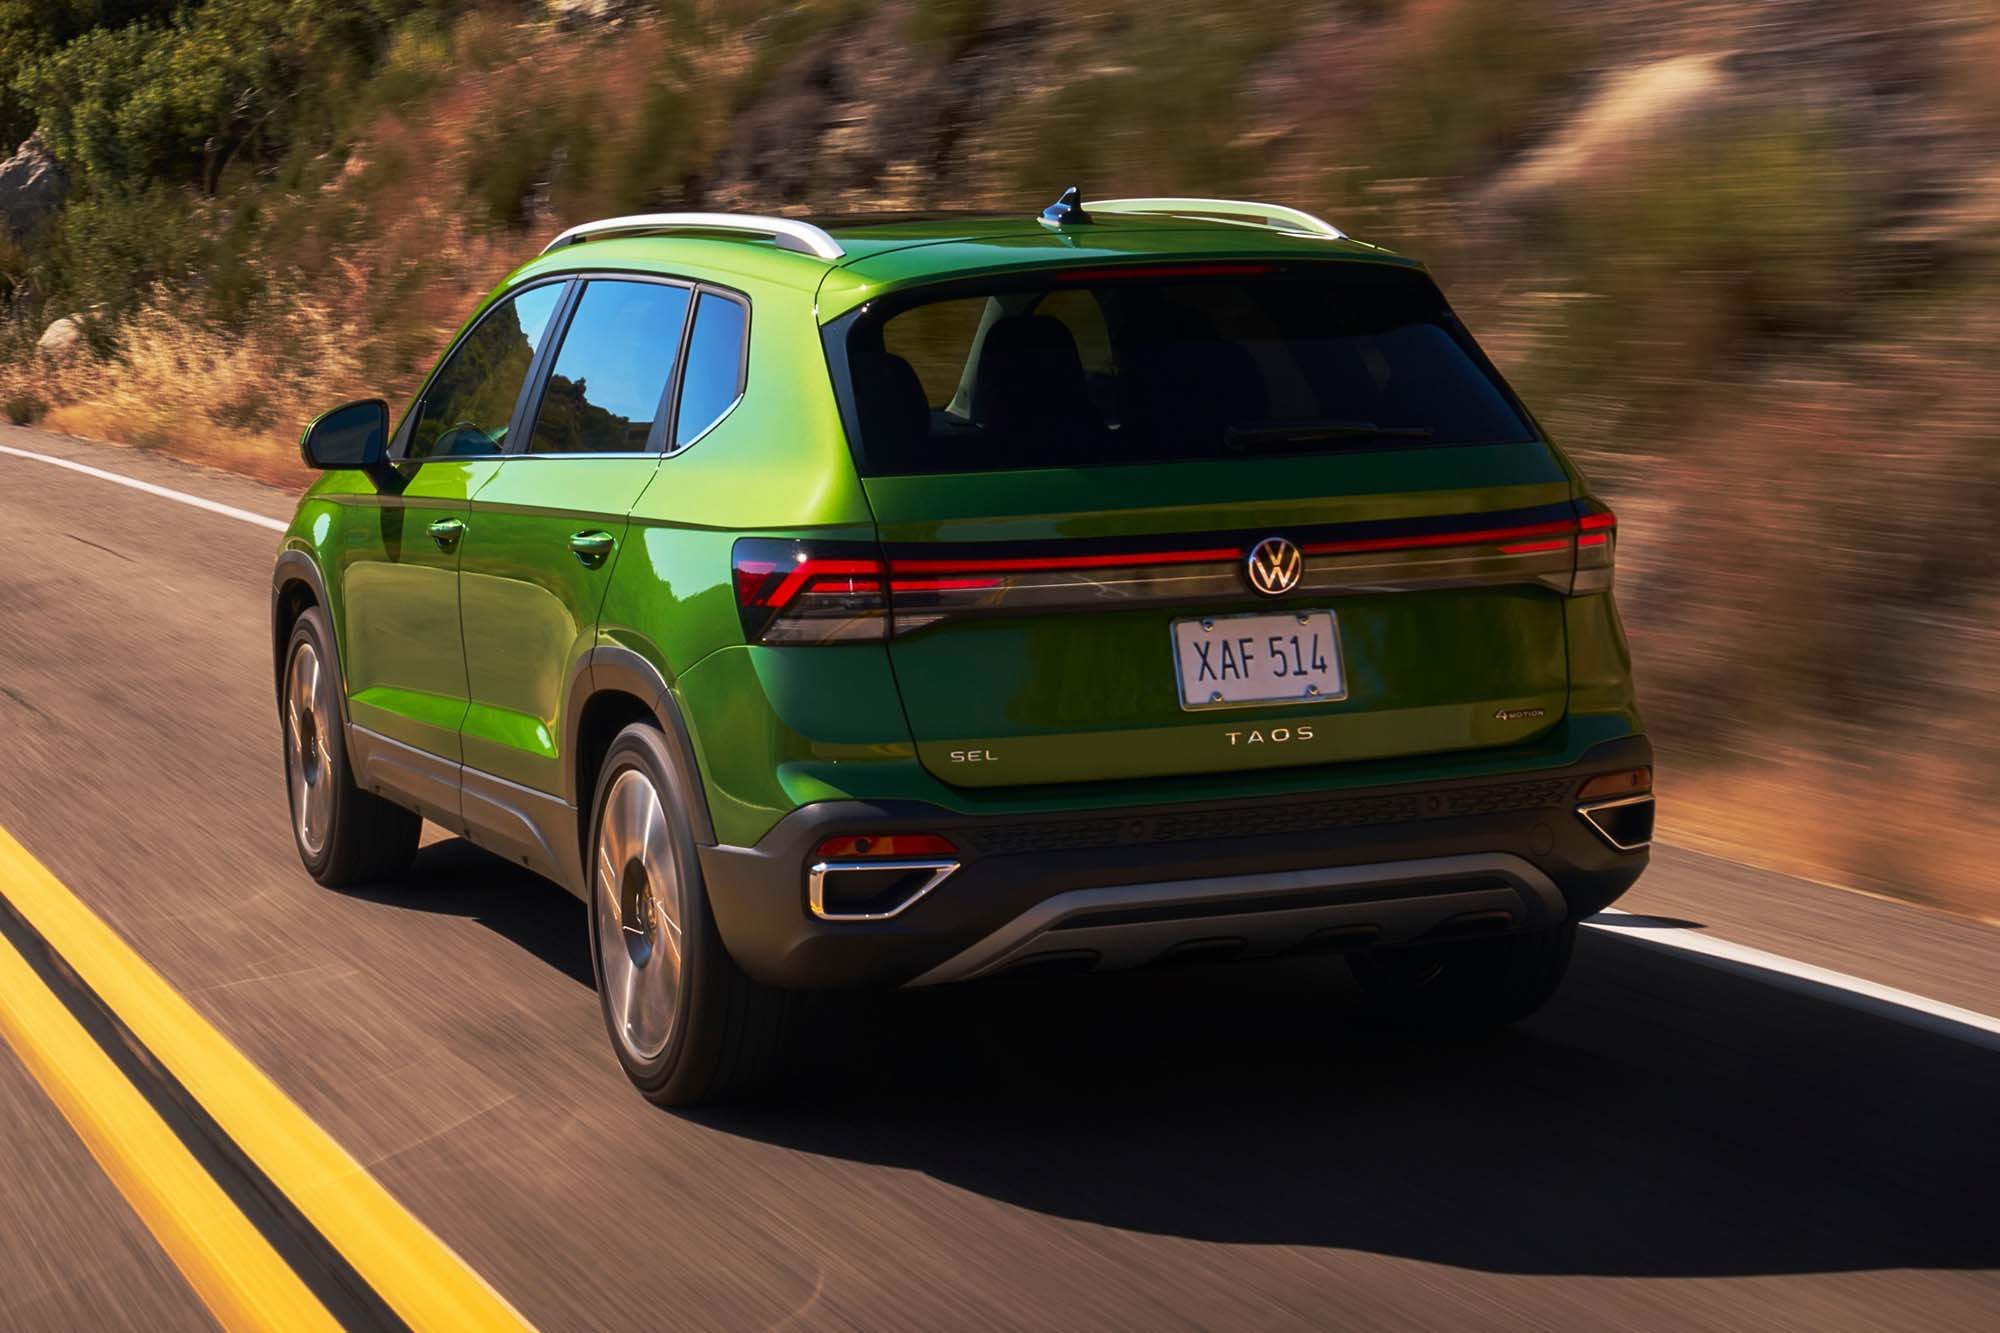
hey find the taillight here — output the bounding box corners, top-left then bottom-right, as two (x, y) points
(732, 538), (888, 643)
(1573, 499), (1616, 594)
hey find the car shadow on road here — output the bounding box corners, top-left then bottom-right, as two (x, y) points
(693, 930), (2000, 1280)
(328, 835), (1999, 1280)
(331, 836), (594, 988)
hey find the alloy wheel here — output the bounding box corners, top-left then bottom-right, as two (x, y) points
(284, 639), (334, 858)
(594, 768), (685, 1062)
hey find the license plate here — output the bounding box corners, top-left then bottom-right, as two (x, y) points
(1172, 610), (1346, 710)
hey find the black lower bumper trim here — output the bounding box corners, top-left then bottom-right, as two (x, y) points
(698, 735), (1651, 989)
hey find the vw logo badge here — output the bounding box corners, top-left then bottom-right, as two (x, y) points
(1245, 536), (1303, 596)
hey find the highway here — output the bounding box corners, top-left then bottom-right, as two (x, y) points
(1, 425), (1995, 1330)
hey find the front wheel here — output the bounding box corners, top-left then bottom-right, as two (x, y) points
(280, 607), (419, 886)
(1349, 922), (1577, 1034)
(588, 722), (792, 1106)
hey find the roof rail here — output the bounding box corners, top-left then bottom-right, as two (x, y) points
(540, 212), (846, 260)
(1090, 197), (1346, 241)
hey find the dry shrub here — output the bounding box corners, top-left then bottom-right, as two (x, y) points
(4, 278), (384, 486)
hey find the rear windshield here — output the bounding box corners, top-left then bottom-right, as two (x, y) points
(828, 264), (1537, 476)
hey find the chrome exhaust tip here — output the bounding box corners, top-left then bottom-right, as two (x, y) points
(1578, 793), (1655, 852)
(808, 858), (958, 922)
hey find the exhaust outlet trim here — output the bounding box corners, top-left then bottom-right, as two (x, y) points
(808, 858), (958, 922)
(1578, 793), (1655, 852)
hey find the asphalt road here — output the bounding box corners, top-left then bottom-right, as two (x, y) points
(1, 425), (1996, 1330)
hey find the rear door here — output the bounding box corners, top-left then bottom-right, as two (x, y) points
(457, 277), (700, 797)
(833, 263), (1579, 788)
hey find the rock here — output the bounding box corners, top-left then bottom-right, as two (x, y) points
(546, 0), (645, 31)
(1481, 53), (1734, 210)
(36, 317), (81, 357)
(0, 133), (66, 239)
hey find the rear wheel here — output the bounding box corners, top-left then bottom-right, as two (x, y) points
(280, 607), (420, 886)
(588, 722), (792, 1106)
(1349, 922), (1576, 1034)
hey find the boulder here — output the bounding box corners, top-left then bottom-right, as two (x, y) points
(546, 0), (645, 31)
(0, 133), (65, 239)
(36, 316), (81, 357)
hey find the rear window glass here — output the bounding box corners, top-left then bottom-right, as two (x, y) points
(831, 265), (1536, 476)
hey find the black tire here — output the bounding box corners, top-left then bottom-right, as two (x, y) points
(587, 722), (793, 1106)
(279, 606), (421, 886)
(1349, 922), (1577, 1034)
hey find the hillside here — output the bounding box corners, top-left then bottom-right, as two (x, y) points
(1, 0), (1996, 914)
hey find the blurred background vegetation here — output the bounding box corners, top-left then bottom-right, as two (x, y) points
(0, 0), (1995, 913)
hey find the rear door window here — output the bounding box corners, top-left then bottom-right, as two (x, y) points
(527, 279), (692, 455)
(672, 291), (749, 448)
(835, 264), (1536, 475)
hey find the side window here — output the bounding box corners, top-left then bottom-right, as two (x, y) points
(672, 291), (749, 448)
(407, 284), (563, 461)
(528, 280), (691, 455)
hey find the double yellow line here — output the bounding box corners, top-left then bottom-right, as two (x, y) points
(0, 826), (532, 1331)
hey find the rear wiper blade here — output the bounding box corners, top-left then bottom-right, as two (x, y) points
(1225, 420), (1436, 451)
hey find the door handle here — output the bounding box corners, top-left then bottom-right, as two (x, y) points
(427, 518), (465, 551)
(569, 530), (616, 568)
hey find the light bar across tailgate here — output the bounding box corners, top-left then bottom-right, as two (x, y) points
(731, 501), (1616, 644)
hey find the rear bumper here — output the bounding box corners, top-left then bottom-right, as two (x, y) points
(698, 735), (1652, 989)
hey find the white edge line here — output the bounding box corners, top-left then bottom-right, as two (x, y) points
(0, 443), (288, 534)
(1585, 908), (2000, 1053)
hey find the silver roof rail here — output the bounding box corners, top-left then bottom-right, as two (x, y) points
(1091, 197), (1346, 241)
(540, 212), (846, 260)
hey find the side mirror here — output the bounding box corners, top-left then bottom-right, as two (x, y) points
(299, 399), (389, 470)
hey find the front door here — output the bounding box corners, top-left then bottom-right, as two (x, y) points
(336, 281), (566, 773)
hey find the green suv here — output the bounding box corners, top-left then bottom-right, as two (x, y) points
(273, 193), (1652, 1105)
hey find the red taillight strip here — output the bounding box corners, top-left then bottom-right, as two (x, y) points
(888, 575), (1006, 592)
(1304, 517), (1577, 557)
(889, 546), (1240, 575)
(889, 520), (1592, 579)
(765, 558), (884, 608)
(878, 503), (1615, 590)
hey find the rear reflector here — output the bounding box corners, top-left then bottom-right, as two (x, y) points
(813, 833), (957, 859)
(1577, 767), (1651, 801)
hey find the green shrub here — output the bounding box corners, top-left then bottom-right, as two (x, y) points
(4, 391), (46, 425)
(1365, 4), (1587, 188)
(1001, 0), (1295, 200)
(1516, 106), (1860, 430)
(45, 183), (208, 319)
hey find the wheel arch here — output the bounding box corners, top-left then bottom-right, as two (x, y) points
(271, 548), (348, 727)
(567, 646), (718, 866)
